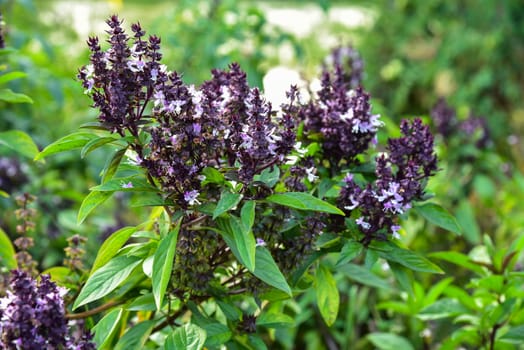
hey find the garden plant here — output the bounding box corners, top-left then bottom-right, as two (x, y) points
(1, 2), (524, 350)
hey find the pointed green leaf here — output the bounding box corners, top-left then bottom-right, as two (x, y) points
(0, 130), (39, 159)
(0, 71), (27, 84)
(114, 321), (155, 350)
(165, 323), (206, 350)
(315, 264), (339, 326)
(92, 226), (137, 272)
(500, 325), (524, 343)
(241, 200), (256, 231)
(257, 312), (295, 328)
(253, 247), (292, 295)
(367, 333), (415, 350)
(77, 190), (114, 225)
(202, 323), (232, 347)
(213, 192), (242, 219)
(414, 202), (462, 234)
(73, 255), (142, 309)
(201, 167), (224, 185)
(418, 298), (470, 321)
(253, 166), (280, 187)
(81, 136), (119, 158)
(35, 132), (97, 160)
(101, 147), (127, 183)
(266, 192), (344, 215)
(336, 240), (363, 266)
(338, 263), (390, 290)
(217, 216), (256, 271)
(153, 221), (181, 310)
(375, 244), (443, 274)
(0, 227), (16, 269)
(428, 251), (485, 275)
(0, 88), (33, 103)
(93, 308), (123, 349)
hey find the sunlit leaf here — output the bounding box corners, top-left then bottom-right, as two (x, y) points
(0, 227), (16, 269)
(165, 323), (206, 350)
(152, 220), (181, 310)
(91, 226), (137, 272)
(0, 130), (39, 159)
(315, 264), (339, 326)
(77, 190), (114, 225)
(35, 132), (97, 160)
(266, 192), (344, 215)
(73, 255), (142, 309)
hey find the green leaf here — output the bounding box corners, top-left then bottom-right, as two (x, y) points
(217, 216), (256, 271)
(418, 298), (470, 321)
(389, 262), (414, 297)
(0, 88), (33, 103)
(0, 227), (16, 269)
(367, 333), (415, 350)
(213, 191), (242, 219)
(93, 308), (123, 349)
(315, 264), (339, 326)
(0, 71), (27, 84)
(375, 244), (443, 274)
(266, 192), (344, 215)
(201, 167), (224, 185)
(127, 293), (157, 311)
(92, 226), (137, 272)
(253, 247), (292, 295)
(91, 177), (157, 192)
(240, 200), (256, 231)
(0, 130), (39, 159)
(41, 267), (71, 285)
(73, 255), (142, 309)
(336, 240), (363, 266)
(101, 147), (127, 183)
(114, 320), (155, 350)
(77, 190), (114, 225)
(202, 323), (232, 347)
(338, 263), (390, 290)
(35, 132), (97, 160)
(165, 323), (206, 350)
(455, 200), (480, 244)
(257, 312), (295, 328)
(414, 202), (462, 234)
(253, 166), (280, 187)
(428, 251), (485, 275)
(81, 136), (119, 158)
(500, 325), (524, 343)
(153, 221), (181, 310)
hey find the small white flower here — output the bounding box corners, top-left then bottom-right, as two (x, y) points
(356, 217), (371, 230)
(305, 167), (318, 183)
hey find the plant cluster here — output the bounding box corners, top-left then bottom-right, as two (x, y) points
(0, 270), (95, 349)
(1, 5), (522, 350)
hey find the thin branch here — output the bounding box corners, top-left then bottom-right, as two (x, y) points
(66, 300), (124, 320)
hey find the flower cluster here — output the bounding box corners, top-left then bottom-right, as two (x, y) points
(299, 49), (381, 167)
(431, 98), (490, 148)
(339, 118), (438, 244)
(79, 16), (298, 206)
(13, 193), (38, 275)
(324, 45), (363, 89)
(0, 270), (95, 349)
